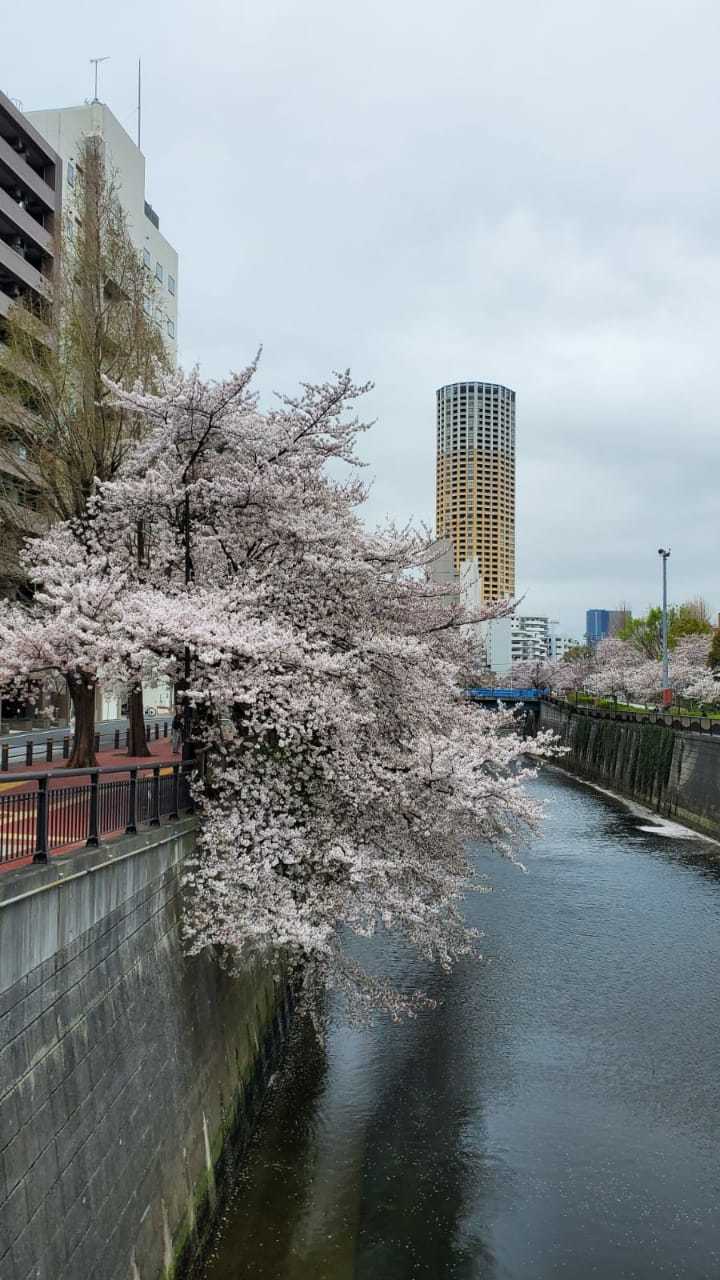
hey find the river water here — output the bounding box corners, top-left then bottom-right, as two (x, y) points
(199, 769), (720, 1279)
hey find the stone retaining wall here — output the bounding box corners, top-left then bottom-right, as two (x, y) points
(0, 821), (288, 1280)
(540, 700), (720, 839)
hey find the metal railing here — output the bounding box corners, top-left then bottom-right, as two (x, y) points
(0, 756), (203, 866)
(545, 695), (720, 736)
(0, 717), (172, 771)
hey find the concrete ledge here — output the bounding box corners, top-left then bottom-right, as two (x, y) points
(0, 817), (197, 907)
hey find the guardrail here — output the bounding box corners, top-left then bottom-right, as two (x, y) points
(0, 717), (172, 771)
(467, 687), (549, 701)
(0, 756), (204, 866)
(546, 695), (720, 736)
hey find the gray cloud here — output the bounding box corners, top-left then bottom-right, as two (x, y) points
(4, 0), (720, 635)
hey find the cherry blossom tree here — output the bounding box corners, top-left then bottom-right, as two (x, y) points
(0, 363), (559, 1019)
(0, 525), (131, 765)
(584, 634), (718, 709)
(585, 638), (646, 704)
(510, 656), (559, 690)
(555, 650), (595, 696)
(669, 636), (718, 705)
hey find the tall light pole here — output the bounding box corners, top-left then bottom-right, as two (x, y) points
(658, 548), (671, 707)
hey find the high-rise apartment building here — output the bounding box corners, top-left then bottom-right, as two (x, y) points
(0, 92), (62, 594)
(28, 102), (178, 363)
(0, 91), (61, 325)
(435, 381), (515, 601)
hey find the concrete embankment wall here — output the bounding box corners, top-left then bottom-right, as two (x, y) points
(539, 700), (720, 838)
(0, 820), (289, 1280)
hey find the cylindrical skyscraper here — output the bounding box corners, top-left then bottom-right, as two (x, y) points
(435, 381), (516, 601)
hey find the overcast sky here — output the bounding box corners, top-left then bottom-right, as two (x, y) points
(4, 0), (719, 636)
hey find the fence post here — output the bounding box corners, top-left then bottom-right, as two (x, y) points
(163, 721), (168, 738)
(114, 729), (120, 750)
(126, 767), (138, 835)
(86, 772), (100, 847)
(25, 741), (33, 767)
(150, 765), (161, 826)
(1, 745), (7, 771)
(46, 739), (53, 763)
(94, 733), (100, 754)
(145, 723), (151, 742)
(170, 763), (180, 819)
(33, 777), (49, 863)
(62, 736), (70, 760)
(154, 723), (159, 741)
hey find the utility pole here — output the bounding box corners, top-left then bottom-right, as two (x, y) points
(137, 59), (142, 149)
(658, 548), (671, 707)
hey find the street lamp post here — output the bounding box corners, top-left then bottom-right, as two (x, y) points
(658, 548), (671, 707)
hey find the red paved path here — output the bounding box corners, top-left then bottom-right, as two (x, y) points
(0, 738), (179, 791)
(0, 739), (182, 872)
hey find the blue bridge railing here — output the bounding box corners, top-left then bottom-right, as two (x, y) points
(467, 688), (549, 701)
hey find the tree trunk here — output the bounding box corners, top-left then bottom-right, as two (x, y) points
(67, 676), (97, 769)
(127, 684), (151, 757)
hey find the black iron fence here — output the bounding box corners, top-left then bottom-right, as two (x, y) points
(0, 757), (203, 866)
(0, 717), (173, 771)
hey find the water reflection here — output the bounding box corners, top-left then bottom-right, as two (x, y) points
(200, 770), (720, 1279)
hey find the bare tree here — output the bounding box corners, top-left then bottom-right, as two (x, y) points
(0, 134), (169, 765)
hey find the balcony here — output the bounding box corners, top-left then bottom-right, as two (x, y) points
(0, 135), (56, 216)
(0, 238), (52, 306)
(0, 187), (53, 257)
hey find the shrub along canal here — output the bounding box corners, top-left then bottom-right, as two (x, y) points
(196, 769), (720, 1279)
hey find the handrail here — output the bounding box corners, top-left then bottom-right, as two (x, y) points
(1, 761), (172, 783)
(0, 754), (206, 867)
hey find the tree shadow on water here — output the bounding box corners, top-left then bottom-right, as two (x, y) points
(352, 966), (498, 1280)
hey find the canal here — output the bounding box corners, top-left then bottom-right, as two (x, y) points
(198, 769), (720, 1279)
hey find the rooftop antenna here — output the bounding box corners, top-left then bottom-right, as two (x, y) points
(90, 56), (110, 103)
(137, 58), (142, 148)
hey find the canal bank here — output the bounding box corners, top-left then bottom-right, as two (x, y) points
(0, 821), (290, 1280)
(539, 698), (720, 840)
(194, 770), (720, 1280)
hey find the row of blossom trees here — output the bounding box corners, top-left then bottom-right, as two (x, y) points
(0, 363), (558, 1019)
(511, 634), (719, 708)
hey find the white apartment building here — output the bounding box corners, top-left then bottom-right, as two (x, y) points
(548, 633), (582, 661)
(511, 615), (549, 662)
(28, 101), (178, 363)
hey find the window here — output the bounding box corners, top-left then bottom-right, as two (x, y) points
(168, 274), (176, 296)
(67, 160), (76, 188)
(167, 318), (175, 339)
(143, 296), (152, 317)
(154, 306), (163, 327)
(155, 262), (164, 283)
(143, 247), (152, 269)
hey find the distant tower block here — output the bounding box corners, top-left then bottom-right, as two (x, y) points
(435, 382), (516, 602)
